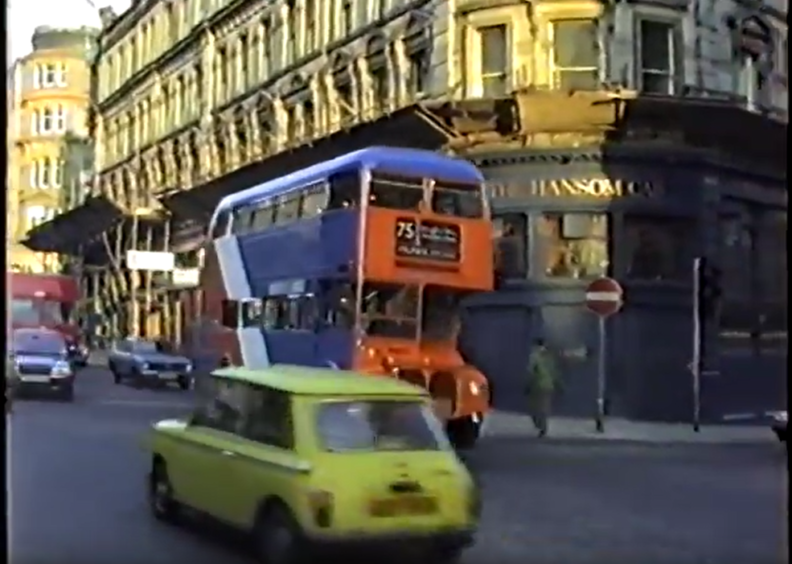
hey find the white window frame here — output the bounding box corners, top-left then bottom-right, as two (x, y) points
(30, 110), (39, 135)
(636, 19), (679, 95)
(38, 105), (67, 134)
(549, 19), (601, 90)
(29, 161), (39, 188)
(37, 63), (67, 88)
(25, 205), (48, 230)
(478, 24), (511, 98)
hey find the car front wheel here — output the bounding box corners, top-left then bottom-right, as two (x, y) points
(446, 415), (481, 450)
(177, 375), (191, 391)
(254, 505), (308, 564)
(110, 363), (122, 384)
(149, 461), (179, 522)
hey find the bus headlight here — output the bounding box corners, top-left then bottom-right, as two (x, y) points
(469, 381), (480, 395)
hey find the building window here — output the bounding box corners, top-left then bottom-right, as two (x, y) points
(493, 212), (528, 279)
(37, 105), (67, 134)
(623, 215), (694, 280)
(341, 0), (353, 36)
(264, 19), (275, 74)
(305, 0), (316, 51)
(32, 158), (64, 188)
(738, 55), (767, 111)
(287, 7), (299, 62)
(408, 48), (429, 97)
(371, 66), (388, 114)
(479, 25), (509, 97)
(25, 206), (58, 230)
(551, 19), (600, 90)
(34, 63), (67, 88)
(638, 20), (678, 94)
(539, 213), (609, 278)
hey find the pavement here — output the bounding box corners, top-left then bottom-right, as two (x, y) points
(9, 365), (788, 564)
(485, 410), (777, 445)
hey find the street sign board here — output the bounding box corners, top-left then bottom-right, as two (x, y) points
(125, 250), (175, 272)
(585, 277), (624, 317)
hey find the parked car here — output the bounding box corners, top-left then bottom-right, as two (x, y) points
(9, 328), (75, 401)
(109, 338), (192, 390)
(770, 411), (787, 443)
(145, 365), (479, 564)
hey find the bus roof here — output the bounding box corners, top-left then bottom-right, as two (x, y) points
(212, 364), (429, 398)
(215, 146), (484, 215)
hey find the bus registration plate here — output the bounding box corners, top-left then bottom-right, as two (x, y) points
(369, 495), (438, 517)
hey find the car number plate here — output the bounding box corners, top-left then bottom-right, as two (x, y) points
(369, 495), (438, 517)
(21, 375), (50, 383)
(159, 372), (178, 380)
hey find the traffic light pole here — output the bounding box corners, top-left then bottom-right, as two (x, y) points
(692, 258), (703, 433)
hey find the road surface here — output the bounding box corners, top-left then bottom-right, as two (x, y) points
(9, 366), (788, 564)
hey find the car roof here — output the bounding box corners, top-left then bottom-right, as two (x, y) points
(212, 364), (429, 398)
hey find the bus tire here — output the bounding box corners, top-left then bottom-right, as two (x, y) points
(446, 416), (480, 450)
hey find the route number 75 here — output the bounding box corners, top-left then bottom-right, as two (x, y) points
(396, 220), (416, 240)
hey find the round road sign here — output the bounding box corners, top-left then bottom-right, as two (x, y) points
(585, 277), (624, 317)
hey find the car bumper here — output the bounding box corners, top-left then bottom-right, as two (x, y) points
(304, 527), (476, 551)
(17, 375), (74, 395)
(140, 370), (190, 381)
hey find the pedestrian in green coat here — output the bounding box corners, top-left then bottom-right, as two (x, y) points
(526, 338), (560, 437)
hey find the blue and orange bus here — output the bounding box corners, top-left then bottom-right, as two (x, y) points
(197, 147), (494, 447)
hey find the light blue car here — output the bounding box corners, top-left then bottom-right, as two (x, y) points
(108, 338), (193, 390)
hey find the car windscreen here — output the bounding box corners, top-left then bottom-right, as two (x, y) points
(131, 341), (158, 353)
(13, 333), (65, 356)
(315, 400), (443, 452)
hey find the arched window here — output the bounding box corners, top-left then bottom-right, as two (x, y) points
(40, 158), (52, 188)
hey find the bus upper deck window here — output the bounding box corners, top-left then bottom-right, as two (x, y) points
(328, 171), (361, 209)
(431, 182), (484, 219)
(211, 210), (232, 239)
(369, 171), (424, 211)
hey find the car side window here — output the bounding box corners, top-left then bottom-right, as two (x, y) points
(241, 385), (294, 450)
(191, 377), (246, 434)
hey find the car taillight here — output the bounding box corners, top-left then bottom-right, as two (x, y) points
(307, 489), (334, 528)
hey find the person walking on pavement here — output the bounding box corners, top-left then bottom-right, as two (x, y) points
(526, 338), (560, 437)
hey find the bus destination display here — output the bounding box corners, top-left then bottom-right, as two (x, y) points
(394, 218), (461, 262)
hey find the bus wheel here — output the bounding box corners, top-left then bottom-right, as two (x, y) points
(446, 416), (480, 450)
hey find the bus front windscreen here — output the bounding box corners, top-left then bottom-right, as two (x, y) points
(10, 298), (70, 326)
(359, 283), (419, 339)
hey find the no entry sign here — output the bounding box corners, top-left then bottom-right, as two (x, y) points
(585, 277), (624, 317)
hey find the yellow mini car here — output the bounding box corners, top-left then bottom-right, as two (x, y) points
(146, 365), (480, 564)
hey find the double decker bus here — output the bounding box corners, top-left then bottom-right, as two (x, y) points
(198, 147), (493, 447)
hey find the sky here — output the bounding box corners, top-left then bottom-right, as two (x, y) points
(7, 0), (131, 63)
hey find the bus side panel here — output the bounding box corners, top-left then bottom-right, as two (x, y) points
(237, 211), (358, 294)
(261, 331), (317, 365)
(261, 329), (354, 369)
(314, 329), (355, 369)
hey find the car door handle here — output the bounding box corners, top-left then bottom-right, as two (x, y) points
(220, 450), (236, 458)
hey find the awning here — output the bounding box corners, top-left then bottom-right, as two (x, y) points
(158, 102), (459, 221)
(21, 196), (124, 255)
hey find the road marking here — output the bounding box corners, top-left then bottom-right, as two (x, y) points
(94, 400), (194, 409)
